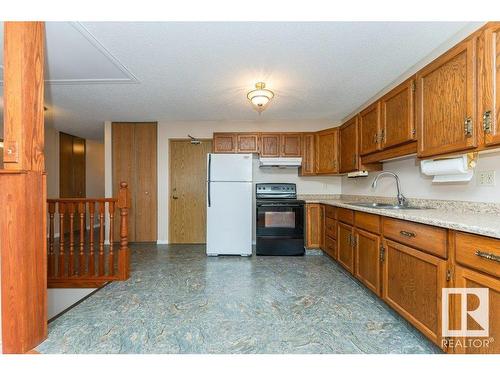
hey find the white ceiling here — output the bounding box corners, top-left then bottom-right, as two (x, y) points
(0, 21), (482, 140)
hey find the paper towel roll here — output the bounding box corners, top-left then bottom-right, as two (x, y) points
(420, 155), (473, 182)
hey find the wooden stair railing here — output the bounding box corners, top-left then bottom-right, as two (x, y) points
(47, 182), (130, 288)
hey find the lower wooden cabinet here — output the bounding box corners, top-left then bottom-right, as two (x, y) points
(305, 203), (323, 249)
(451, 265), (499, 354)
(337, 222), (354, 274)
(382, 239), (447, 347)
(324, 236), (337, 259)
(355, 228), (382, 296)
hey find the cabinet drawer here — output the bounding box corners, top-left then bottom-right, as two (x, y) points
(325, 205), (336, 219)
(325, 217), (336, 239)
(383, 218), (447, 259)
(324, 236), (337, 259)
(354, 211), (380, 234)
(337, 208), (354, 225)
(455, 232), (500, 278)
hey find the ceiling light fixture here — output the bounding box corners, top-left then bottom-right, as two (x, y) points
(247, 82), (274, 113)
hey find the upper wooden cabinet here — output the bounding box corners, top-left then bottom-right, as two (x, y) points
(360, 102), (381, 155)
(260, 133), (280, 156)
(416, 38), (478, 158)
(380, 78), (416, 149)
(281, 133), (302, 157)
(300, 133), (316, 176)
(339, 116), (359, 173)
(213, 133), (237, 153)
(237, 133), (260, 153)
(479, 23), (500, 147)
(316, 127), (339, 174)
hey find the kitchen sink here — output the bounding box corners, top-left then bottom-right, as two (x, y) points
(346, 202), (432, 210)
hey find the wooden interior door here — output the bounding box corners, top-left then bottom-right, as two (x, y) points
(169, 139), (213, 243)
(452, 265), (499, 354)
(315, 128), (338, 174)
(340, 117), (358, 173)
(337, 222), (354, 274)
(381, 78), (416, 149)
(382, 239), (446, 347)
(360, 102), (381, 155)
(112, 123), (136, 242)
(354, 228), (381, 296)
(480, 25), (500, 147)
(416, 39), (477, 157)
(134, 123), (158, 242)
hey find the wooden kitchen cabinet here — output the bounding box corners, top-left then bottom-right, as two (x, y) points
(382, 239), (447, 347)
(213, 133), (237, 153)
(380, 78), (416, 149)
(452, 265), (499, 354)
(259, 133), (280, 156)
(316, 127), (339, 174)
(305, 203), (323, 249)
(360, 102), (381, 155)
(355, 228), (382, 296)
(479, 23), (500, 147)
(281, 133), (302, 157)
(416, 38), (478, 158)
(299, 133), (316, 175)
(339, 116), (359, 173)
(337, 222), (354, 274)
(237, 133), (260, 153)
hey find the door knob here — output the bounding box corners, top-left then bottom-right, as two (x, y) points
(172, 195), (179, 200)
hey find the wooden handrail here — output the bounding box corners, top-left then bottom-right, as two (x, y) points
(46, 182), (130, 288)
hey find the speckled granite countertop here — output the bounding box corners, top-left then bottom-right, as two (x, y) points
(299, 195), (500, 239)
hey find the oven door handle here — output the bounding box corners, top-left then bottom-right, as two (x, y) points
(257, 204), (303, 207)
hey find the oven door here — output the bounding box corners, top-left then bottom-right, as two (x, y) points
(256, 203), (304, 238)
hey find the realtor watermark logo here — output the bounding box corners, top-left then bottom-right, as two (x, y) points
(442, 288), (489, 337)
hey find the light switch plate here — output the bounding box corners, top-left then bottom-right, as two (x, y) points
(478, 170), (496, 186)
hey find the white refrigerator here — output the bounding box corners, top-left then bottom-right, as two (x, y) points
(206, 153), (253, 256)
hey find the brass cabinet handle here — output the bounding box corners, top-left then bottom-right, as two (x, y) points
(483, 111), (492, 133)
(400, 230), (416, 238)
(475, 250), (500, 263)
(373, 133), (378, 144)
(464, 117), (473, 136)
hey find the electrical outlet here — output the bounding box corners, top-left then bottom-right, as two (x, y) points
(478, 170), (496, 186)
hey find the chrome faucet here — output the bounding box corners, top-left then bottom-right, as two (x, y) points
(371, 172), (408, 207)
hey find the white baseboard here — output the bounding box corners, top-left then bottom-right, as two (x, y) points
(156, 240), (168, 245)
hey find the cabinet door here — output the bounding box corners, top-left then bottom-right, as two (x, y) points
(316, 128), (339, 174)
(382, 239), (447, 347)
(280, 133), (302, 157)
(381, 78), (416, 149)
(339, 116), (359, 173)
(360, 102), (381, 155)
(260, 133), (280, 157)
(479, 24), (500, 147)
(305, 203), (322, 248)
(337, 222), (354, 273)
(237, 133), (260, 153)
(355, 228), (381, 296)
(452, 265), (499, 354)
(299, 133), (316, 175)
(416, 39), (477, 157)
(213, 133), (237, 153)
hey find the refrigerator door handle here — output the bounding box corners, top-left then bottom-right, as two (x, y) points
(207, 154), (211, 207)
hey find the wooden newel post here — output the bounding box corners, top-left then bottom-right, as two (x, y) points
(117, 181), (130, 280)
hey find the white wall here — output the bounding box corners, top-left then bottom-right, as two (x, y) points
(342, 151), (500, 203)
(48, 288), (96, 320)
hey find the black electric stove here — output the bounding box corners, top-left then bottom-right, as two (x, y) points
(255, 183), (305, 256)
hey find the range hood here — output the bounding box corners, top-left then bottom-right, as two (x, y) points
(259, 157), (302, 168)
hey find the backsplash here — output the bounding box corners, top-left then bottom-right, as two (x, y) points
(341, 151), (500, 203)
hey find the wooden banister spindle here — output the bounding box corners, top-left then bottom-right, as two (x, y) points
(48, 202), (56, 278)
(98, 201), (105, 276)
(108, 201), (116, 276)
(117, 182), (130, 280)
(68, 203), (75, 276)
(78, 202), (86, 276)
(88, 201), (95, 276)
(58, 202), (66, 277)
